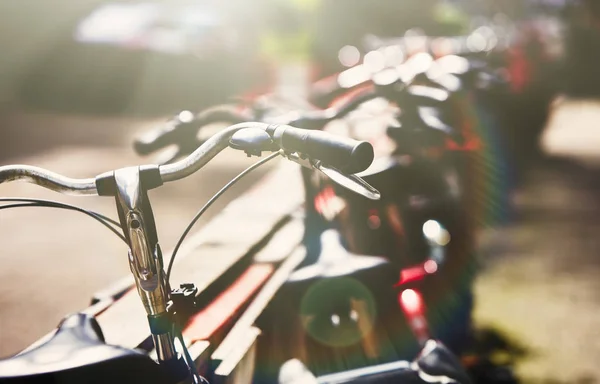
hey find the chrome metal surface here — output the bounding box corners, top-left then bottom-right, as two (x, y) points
(154, 333), (176, 362)
(0, 121), (370, 199)
(114, 167), (174, 363)
(114, 167), (167, 315)
(282, 153), (380, 200)
(159, 122), (269, 182)
(0, 165), (97, 195)
(316, 162), (381, 201)
(114, 167), (142, 211)
(0, 123), (268, 194)
(127, 215), (160, 291)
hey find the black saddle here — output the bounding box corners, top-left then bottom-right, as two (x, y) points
(0, 313), (168, 384)
(414, 340), (472, 384)
(288, 229), (389, 283)
(277, 339), (472, 384)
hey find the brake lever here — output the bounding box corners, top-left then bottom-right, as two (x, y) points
(228, 128), (380, 200)
(317, 162), (381, 201)
(283, 153), (380, 201)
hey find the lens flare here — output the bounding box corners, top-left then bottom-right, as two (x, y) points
(300, 277), (377, 347)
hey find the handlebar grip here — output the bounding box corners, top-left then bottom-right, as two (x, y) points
(134, 120), (181, 156)
(269, 125), (374, 174)
(134, 106), (250, 156)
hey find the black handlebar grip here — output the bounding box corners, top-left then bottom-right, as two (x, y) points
(269, 125), (374, 174)
(134, 121), (180, 156)
(133, 106), (251, 156)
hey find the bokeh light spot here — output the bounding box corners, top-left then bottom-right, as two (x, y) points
(178, 110), (194, 123)
(338, 45), (360, 67)
(300, 277), (377, 347)
(424, 260), (438, 274)
(364, 50), (386, 73)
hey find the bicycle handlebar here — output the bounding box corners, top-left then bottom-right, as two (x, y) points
(0, 165), (98, 195)
(0, 122), (376, 384)
(133, 88), (379, 160)
(267, 125), (373, 174)
(0, 122), (374, 195)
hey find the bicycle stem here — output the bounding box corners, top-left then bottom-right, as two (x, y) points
(113, 167), (176, 363)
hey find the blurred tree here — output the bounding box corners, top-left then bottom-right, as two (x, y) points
(431, 0), (471, 35)
(311, 0), (437, 75)
(257, 0), (321, 63)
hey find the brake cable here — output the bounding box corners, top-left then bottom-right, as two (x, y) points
(173, 323), (204, 383)
(0, 198), (126, 243)
(165, 151), (281, 285)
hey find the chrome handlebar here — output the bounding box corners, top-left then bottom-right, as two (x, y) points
(159, 122), (258, 183)
(0, 121), (375, 195)
(0, 165), (97, 195)
(0, 122), (269, 194)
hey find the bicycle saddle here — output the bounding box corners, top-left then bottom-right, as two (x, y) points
(287, 229), (388, 282)
(414, 340), (472, 384)
(278, 340), (471, 384)
(279, 358), (420, 384)
(0, 313), (167, 384)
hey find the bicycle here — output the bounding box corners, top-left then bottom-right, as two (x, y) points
(0, 122), (384, 383)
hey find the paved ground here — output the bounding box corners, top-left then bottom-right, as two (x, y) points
(474, 99), (600, 383)
(2, 99), (600, 384)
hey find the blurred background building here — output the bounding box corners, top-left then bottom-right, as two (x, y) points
(2, 0), (594, 117)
